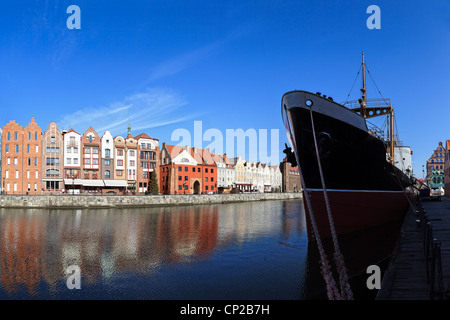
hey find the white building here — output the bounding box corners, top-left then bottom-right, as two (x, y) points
(394, 145), (413, 178)
(63, 128), (81, 193)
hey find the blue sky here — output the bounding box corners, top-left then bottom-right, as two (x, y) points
(0, 0), (449, 175)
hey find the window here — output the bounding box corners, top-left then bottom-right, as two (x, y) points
(5, 145), (9, 153)
(27, 145), (30, 153)
(35, 145), (38, 154)
(211, 177), (214, 182)
(205, 168), (208, 173)
(205, 186), (208, 190)
(35, 171), (38, 179)
(5, 170), (8, 178)
(74, 158), (78, 165)
(6, 183), (10, 192)
(197, 168), (200, 172)
(105, 170), (110, 178)
(67, 158), (71, 164)
(15, 145), (19, 153)
(192, 167), (195, 172)
(84, 158), (90, 165)
(15, 171), (18, 179)
(14, 132), (17, 141)
(211, 169), (214, 173)
(116, 149), (123, 156)
(93, 148), (98, 154)
(184, 167), (188, 171)
(84, 147), (91, 154)
(105, 159), (110, 166)
(67, 147), (71, 153)
(35, 158), (37, 166)
(28, 132), (31, 141)
(14, 158), (17, 166)
(46, 169), (60, 177)
(117, 159), (123, 166)
(130, 160), (135, 166)
(27, 170), (30, 179)
(205, 177), (208, 182)
(105, 149), (111, 158)
(178, 176), (182, 181)
(74, 147), (78, 153)
(28, 158), (31, 166)
(178, 166), (181, 171)
(13, 183), (17, 192)
(35, 132), (38, 140)
(130, 150), (135, 156)
(7, 132), (10, 141)
(93, 159), (98, 165)
(185, 176), (188, 181)
(178, 185), (182, 190)
(50, 136), (56, 144)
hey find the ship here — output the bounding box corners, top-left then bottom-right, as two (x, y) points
(282, 53), (415, 241)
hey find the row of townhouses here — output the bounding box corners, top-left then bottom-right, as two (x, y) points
(0, 118), (299, 195)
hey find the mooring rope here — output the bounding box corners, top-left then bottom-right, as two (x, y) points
(309, 108), (354, 300)
(282, 104), (342, 300)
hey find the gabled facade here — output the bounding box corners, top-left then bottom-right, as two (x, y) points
(135, 133), (159, 194)
(113, 136), (126, 181)
(101, 131), (114, 180)
(426, 141), (445, 190)
(160, 144), (217, 194)
(1, 118), (42, 195)
(42, 122), (64, 193)
(63, 128), (82, 194)
(125, 135), (138, 193)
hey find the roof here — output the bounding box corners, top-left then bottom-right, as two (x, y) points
(134, 132), (159, 141)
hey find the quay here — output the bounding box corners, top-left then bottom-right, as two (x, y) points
(377, 196), (450, 300)
(0, 192), (302, 209)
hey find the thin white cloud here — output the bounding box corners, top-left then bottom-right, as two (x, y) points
(59, 87), (198, 135)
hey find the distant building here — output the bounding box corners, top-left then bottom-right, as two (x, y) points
(63, 128), (82, 194)
(394, 146), (413, 179)
(426, 141), (445, 190)
(280, 157), (301, 193)
(160, 144), (217, 194)
(42, 122), (64, 193)
(135, 133), (159, 194)
(125, 134), (138, 193)
(1, 118), (41, 195)
(444, 140), (450, 197)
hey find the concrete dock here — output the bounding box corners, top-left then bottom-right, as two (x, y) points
(377, 196), (450, 300)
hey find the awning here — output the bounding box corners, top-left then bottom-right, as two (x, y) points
(104, 180), (128, 187)
(81, 179), (105, 187)
(64, 179), (83, 185)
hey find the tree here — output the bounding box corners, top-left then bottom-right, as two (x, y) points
(148, 171), (159, 195)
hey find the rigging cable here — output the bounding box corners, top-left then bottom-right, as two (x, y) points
(343, 63), (362, 105)
(309, 108), (354, 300)
(281, 104), (342, 300)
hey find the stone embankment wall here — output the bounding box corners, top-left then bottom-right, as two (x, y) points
(0, 193), (302, 209)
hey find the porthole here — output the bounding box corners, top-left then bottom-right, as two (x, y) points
(305, 99), (313, 107)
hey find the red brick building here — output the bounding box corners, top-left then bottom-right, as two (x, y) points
(1, 118), (41, 195)
(280, 157), (301, 193)
(160, 144), (217, 194)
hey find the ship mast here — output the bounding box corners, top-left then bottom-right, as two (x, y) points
(351, 52), (395, 165)
(360, 52), (367, 118)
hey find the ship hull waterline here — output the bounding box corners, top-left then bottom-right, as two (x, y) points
(302, 189), (413, 240)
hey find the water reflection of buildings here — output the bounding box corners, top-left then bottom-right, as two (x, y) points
(0, 200), (303, 297)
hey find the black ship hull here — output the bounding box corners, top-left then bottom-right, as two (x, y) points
(282, 90), (414, 240)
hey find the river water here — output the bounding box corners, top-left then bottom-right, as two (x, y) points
(0, 199), (400, 300)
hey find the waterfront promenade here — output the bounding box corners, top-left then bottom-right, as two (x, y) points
(0, 192), (302, 209)
(377, 196), (450, 300)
